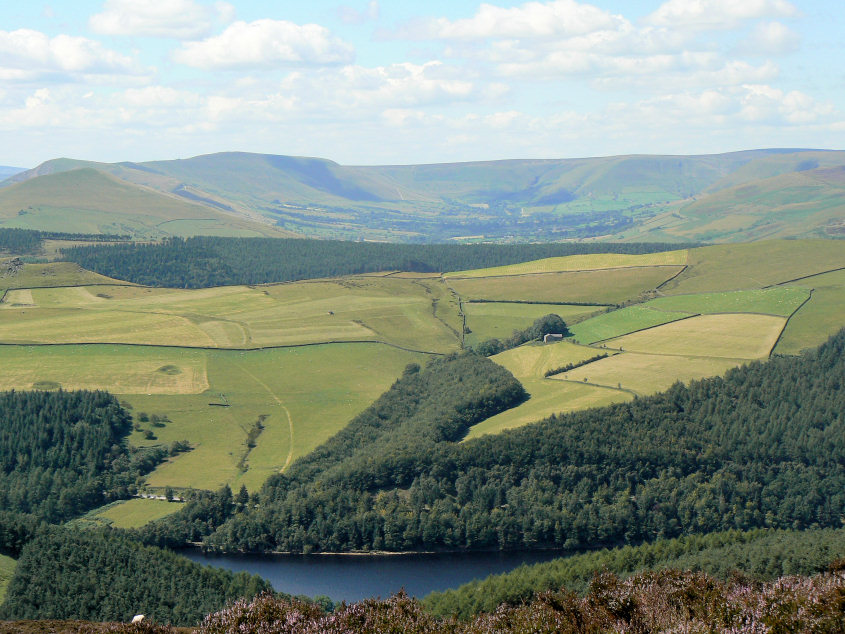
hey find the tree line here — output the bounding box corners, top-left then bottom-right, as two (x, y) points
(61, 237), (686, 288)
(138, 329), (845, 555)
(0, 228), (129, 255)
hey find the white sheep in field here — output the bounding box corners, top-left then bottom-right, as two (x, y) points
(131, 614), (145, 623)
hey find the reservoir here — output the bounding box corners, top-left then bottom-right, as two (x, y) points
(185, 550), (565, 602)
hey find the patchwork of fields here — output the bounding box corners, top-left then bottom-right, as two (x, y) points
(0, 277), (461, 353)
(2, 239), (844, 528)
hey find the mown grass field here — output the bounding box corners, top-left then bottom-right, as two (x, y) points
(448, 266), (685, 305)
(607, 314), (786, 359)
(91, 498), (183, 529)
(0, 554), (15, 604)
(559, 353), (747, 395)
(0, 277), (462, 353)
(466, 341), (630, 439)
(446, 250), (688, 278)
(644, 287), (810, 316)
(463, 302), (601, 346)
(569, 306), (693, 344)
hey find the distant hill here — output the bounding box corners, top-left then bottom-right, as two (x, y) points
(0, 167), (288, 239)
(0, 166), (25, 180)
(3, 149), (844, 241)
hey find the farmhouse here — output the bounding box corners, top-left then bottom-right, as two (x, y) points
(543, 333), (564, 343)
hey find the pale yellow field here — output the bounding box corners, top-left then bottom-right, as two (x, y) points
(492, 340), (612, 377)
(466, 378), (629, 439)
(1, 289), (33, 306)
(93, 498), (182, 528)
(0, 307), (214, 346)
(467, 340), (629, 439)
(448, 266), (685, 305)
(0, 278), (462, 353)
(560, 352), (747, 395)
(0, 345), (208, 394)
(446, 250), (688, 278)
(606, 313), (787, 359)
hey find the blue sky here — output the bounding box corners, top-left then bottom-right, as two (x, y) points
(1, 0), (843, 167)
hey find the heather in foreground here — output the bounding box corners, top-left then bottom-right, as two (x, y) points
(192, 567), (845, 633)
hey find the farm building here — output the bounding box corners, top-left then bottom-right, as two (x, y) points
(543, 333), (564, 343)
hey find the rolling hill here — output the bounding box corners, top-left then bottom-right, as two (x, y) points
(0, 168), (287, 239)
(4, 148), (844, 241)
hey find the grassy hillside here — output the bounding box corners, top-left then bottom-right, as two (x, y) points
(0, 168), (286, 239)
(8, 148), (840, 242)
(622, 167), (845, 242)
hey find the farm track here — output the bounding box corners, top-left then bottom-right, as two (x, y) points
(231, 361), (295, 473)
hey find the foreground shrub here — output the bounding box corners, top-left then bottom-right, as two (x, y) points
(196, 568), (845, 633)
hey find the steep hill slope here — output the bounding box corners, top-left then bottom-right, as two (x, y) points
(0, 168), (286, 238)
(625, 166), (845, 242)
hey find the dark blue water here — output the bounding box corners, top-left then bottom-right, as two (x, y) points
(184, 550), (564, 602)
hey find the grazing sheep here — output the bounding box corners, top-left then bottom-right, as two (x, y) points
(131, 614), (145, 623)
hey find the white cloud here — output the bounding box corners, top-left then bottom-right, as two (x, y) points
(387, 0), (625, 40)
(90, 0), (235, 39)
(339, 1), (380, 25)
(741, 21), (800, 55)
(271, 61), (492, 115)
(0, 29), (145, 82)
(172, 19), (355, 69)
(646, 0), (798, 31)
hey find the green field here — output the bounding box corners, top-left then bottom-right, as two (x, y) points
(0, 345), (208, 394)
(91, 498), (183, 529)
(645, 286), (810, 316)
(446, 250), (688, 278)
(0, 261), (129, 293)
(773, 268), (845, 354)
(560, 353), (747, 395)
(463, 302), (601, 346)
(607, 313), (786, 359)
(448, 266), (685, 305)
(0, 554), (15, 604)
(569, 305), (693, 344)
(466, 341), (630, 439)
(663, 241), (845, 294)
(125, 343), (425, 493)
(0, 277), (462, 353)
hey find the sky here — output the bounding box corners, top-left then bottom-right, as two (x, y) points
(1, 0), (843, 167)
